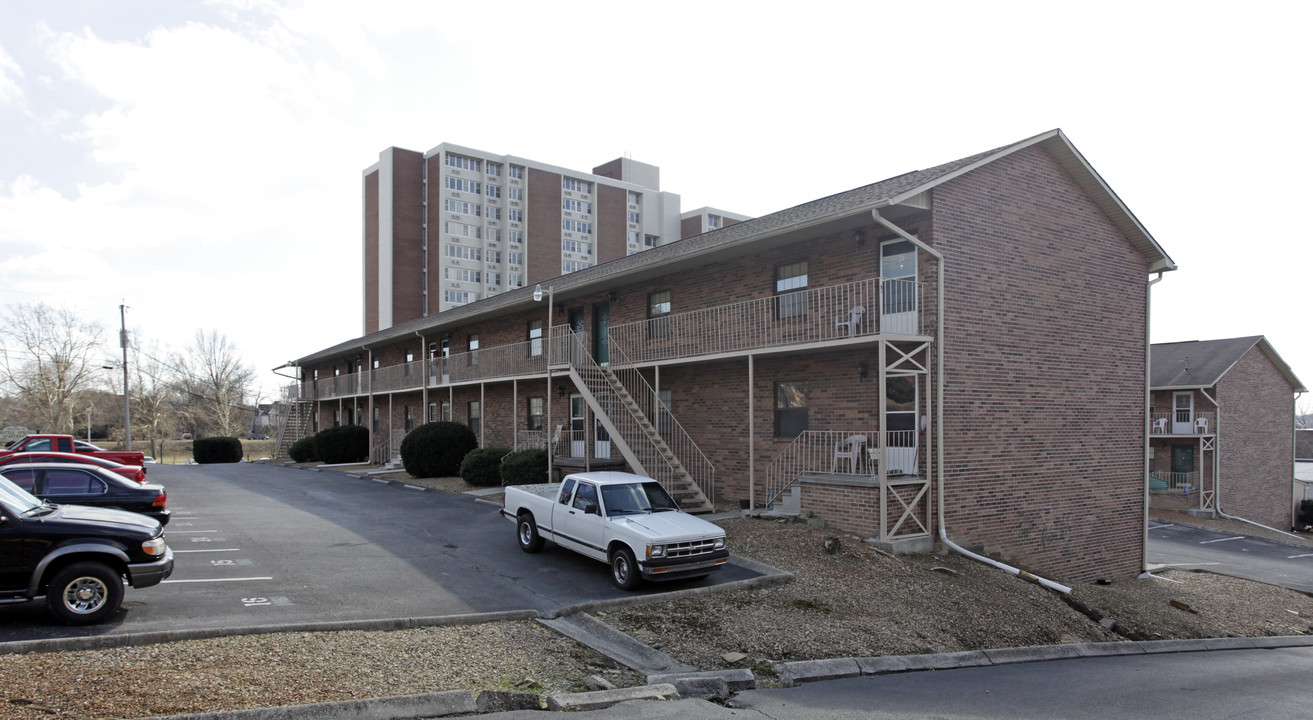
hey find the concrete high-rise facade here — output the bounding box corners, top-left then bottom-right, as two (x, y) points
(362, 144), (685, 334)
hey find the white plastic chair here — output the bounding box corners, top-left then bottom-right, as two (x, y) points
(832, 435), (866, 473)
(836, 306), (866, 337)
(1194, 417), (1209, 434)
(1153, 417), (1167, 434)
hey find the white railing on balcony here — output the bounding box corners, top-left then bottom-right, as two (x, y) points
(762, 430), (921, 506)
(567, 333), (715, 504)
(762, 429), (928, 540)
(1150, 470), (1196, 491)
(370, 431), (402, 466)
(607, 277), (920, 365)
(1148, 411), (1216, 435)
(371, 360), (425, 393)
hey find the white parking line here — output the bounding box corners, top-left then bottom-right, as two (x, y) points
(1153, 562), (1220, 566)
(162, 577), (272, 584)
(173, 548), (240, 553)
(1288, 553), (1313, 559)
(1199, 536), (1245, 544)
(165, 530), (218, 534)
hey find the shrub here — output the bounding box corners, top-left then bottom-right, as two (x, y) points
(500, 448), (548, 486)
(289, 436), (318, 463)
(193, 436), (243, 464)
(460, 447), (511, 487)
(400, 422), (478, 478)
(314, 425), (369, 464)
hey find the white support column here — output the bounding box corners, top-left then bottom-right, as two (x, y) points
(878, 340), (888, 541)
(748, 355), (755, 510)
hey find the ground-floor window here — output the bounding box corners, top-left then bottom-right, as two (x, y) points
(428, 402), (437, 423)
(775, 381), (809, 438)
(404, 406), (414, 432)
(528, 397), (544, 431)
(469, 400), (481, 436)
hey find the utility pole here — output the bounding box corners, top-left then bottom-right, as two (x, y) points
(120, 304), (131, 451)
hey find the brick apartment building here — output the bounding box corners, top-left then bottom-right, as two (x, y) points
(1149, 336), (1305, 528)
(289, 129), (1175, 583)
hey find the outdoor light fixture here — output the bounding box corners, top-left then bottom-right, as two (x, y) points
(858, 361), (869, 380)
(854, 229), (866, 246)
(608, 290), (617, 303)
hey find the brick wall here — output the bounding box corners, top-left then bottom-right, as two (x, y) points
(595, 184), (627, 264)
(363, 170), (379, 335)
(526, 167), (560, 285)
(390, 149), (426, 326)
(932, 145), (1150, 583)
(1216, 346), (1296, 528)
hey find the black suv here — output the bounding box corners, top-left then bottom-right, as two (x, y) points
(0, 475), (173, 624)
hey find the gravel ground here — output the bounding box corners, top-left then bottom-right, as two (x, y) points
(3, 471), (1312, 719)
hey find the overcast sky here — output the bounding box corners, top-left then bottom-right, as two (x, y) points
(1, 0), (1310, 403)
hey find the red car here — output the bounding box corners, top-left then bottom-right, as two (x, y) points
(0, 452), (147, 483)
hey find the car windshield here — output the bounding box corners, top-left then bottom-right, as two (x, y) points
(0, 475), (49, 515)
(601, 481), (680, 516)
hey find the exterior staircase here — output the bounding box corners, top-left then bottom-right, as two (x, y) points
(563, 338), (714, 514)
(275, 400), (313, 459)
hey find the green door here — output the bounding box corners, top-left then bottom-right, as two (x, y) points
(1170, 445), (1195, 487)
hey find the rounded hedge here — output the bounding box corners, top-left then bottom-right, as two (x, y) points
(499, 448), (548, 486)
(400, 421), (478, 478)
(194, 436), (243, 464)
(289, 436), (318, 463)
(315, 425), (369, 464)
(459, 447), (510, 487)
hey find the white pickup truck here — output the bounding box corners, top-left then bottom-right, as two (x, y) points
(501, 471), (728, 589)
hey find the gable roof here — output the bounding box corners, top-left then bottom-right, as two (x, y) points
(1151, 336), (1306, 392)
(299, 129), (1175, 364)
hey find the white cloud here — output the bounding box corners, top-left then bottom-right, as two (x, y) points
(0, 45), (22, 103)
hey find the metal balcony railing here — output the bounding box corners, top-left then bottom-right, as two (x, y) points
(1148, 411), (1216, 435)
(608, 277), (921, 365)
(1149, 470), (1196, 491)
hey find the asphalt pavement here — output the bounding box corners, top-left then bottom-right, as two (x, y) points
(1147, 518), (1313, 592)
(0, 461), (775, 647)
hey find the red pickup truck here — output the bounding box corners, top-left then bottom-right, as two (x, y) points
(1, 434), (147, 468)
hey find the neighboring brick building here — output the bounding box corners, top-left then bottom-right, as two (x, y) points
(290, 129), (1176, 584)
(1149, 336), (1305, 529)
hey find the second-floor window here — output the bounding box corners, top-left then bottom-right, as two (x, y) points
(776, 261), (808, 319)
(648, 290), (671, 338)
(468, 333), (479, 365)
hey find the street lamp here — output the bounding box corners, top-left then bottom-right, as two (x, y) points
(533, 284), (554, 481)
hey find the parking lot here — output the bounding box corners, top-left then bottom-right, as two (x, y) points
(0, 462), (761, 643)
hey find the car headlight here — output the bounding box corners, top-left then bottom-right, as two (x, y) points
(713, 537), (726, 550)
(647, 544), (666, 559)
(141, 537), (167, 557)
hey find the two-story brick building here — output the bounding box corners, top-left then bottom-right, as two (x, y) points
(287, 129), (1175, 583)
(1149, 336), (1305, 529)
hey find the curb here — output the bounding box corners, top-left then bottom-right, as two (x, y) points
(135, 690), (477, 720)
(0, 610), (538, 656)
(774, 635), (1313, 686)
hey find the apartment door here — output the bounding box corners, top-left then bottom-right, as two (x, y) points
(1171, 445), (1195, 488)
(884, 373), (919, 475)
(570, 394), (587, 458)
(594, 417), (612, 459)
(880, 239), (918, 335)
(1172, 392), (1194, 434)
(593, 302), (610, 364)
(568, 308), (587, 364)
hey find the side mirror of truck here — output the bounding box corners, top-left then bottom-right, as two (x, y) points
(584, 503), (600, 516)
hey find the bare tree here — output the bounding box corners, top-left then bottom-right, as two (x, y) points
(0, 303), (105, 433)
(176, 329), (255, 438)
(129, 340), (178, 459)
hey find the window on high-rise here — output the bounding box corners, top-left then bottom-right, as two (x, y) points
(563, 239), (593, 255)
(445, 154), (481, 172)
(644, 234), (659, 247)
(562, 177), (592, 193)
(509, 209), (523, 223)
(486, 162), (502, 177)
(562, 260), (592, 274)
(486, 184), (502, 199)
(509, 165), (524, 179)
(628, 211), (640, 224)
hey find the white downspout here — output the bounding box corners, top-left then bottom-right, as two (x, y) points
(1144, 272), (1163, 572)
(872, 210), (1071, 595)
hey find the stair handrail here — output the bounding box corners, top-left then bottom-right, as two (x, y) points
(566, 333), (715, 504)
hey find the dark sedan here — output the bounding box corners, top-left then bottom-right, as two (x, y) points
(0, 451), (148, 483)
(0, 462), (170, 525)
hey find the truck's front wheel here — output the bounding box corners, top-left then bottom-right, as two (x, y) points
(517, 514), (544, 553)
(610, 547), (642, 590)
(46, 561), (124, 625)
